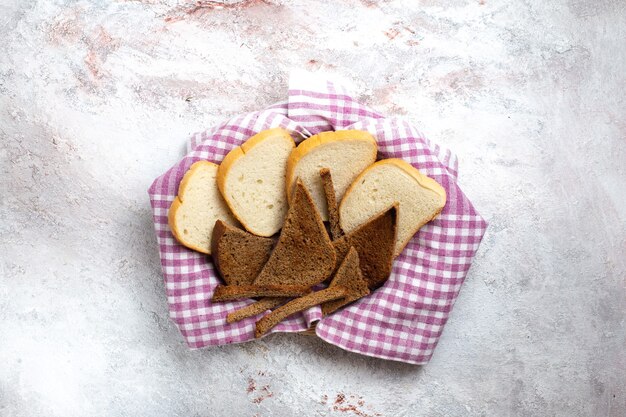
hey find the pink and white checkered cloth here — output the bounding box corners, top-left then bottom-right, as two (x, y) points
(148, 74), (487, 365)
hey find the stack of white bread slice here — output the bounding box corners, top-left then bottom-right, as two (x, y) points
(168, 128), (447, 336)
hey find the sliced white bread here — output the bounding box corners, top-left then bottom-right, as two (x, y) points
(339, 159), (446, 257)
(168, 161), (238, 254)
(285, 130), (377, 221)
(217, 128), (296, 237)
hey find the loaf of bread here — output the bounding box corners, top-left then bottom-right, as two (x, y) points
(168, 161), (238, 254)
(339, 159), (446, 257)
(286, 130), (377, 221)
(217, 128), (296, 237)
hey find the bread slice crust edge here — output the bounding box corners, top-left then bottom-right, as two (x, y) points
(285, 130), (378, 206)
(168, 160), (230, 254)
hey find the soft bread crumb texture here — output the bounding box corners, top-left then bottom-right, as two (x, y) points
(340, 160), (446, 257)
(169, 162), (237, 254)
(219, 130), (295, 236)
(287, 132), (377, 221)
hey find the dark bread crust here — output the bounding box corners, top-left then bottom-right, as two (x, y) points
(322, 247), (370, 315)
(212, 284), (312, 302)
(332, 205), (398, 289)
(319, 168), (343, 240)
(254, 180), (336, 287)
(255, 286), (348, 337)
(226, 297), (285, 323)
(211, 220), (275, 286)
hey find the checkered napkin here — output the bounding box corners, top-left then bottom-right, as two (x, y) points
(148, 72), (487, 365)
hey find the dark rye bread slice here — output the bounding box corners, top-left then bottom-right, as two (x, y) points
(322, 247), (370, 316)
(332, 205), (398, 289)
(255, 286), (348, 337)
(212, 284), (311, 302)
(254, 179), (336, 287)
(319, 168), (343, 240)
(211, 220), (275, 286)
(226, 297), (285, 323)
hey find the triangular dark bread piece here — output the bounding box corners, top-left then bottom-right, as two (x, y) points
(254, 287), (348, 337)
(332, 205), (397, 289)
(322, 247), (370, 316)
(254, 179), (336, 286)
(211, 220), (275, 286)
(212, 284), (311, 302)
(226, 297), (285, 324)
(319, 168), (343, 240)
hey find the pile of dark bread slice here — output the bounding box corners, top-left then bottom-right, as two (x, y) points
(168, 129), (446, 337)
(212, 172), (396, 337)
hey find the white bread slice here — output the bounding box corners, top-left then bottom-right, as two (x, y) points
(217, 128), (296, 237)
(285, 130), (377, 221)
(168, 161), (238, 254)
(339, 159), (446, 257)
